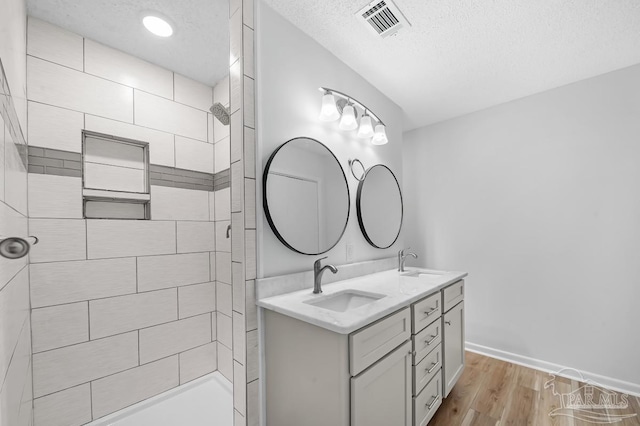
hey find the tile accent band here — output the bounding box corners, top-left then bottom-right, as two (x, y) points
(26, 146), (230, 191)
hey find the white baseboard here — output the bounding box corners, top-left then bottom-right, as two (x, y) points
(465, 341), (640, 397)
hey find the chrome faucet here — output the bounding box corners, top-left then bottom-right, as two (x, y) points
(313, 257), (338, 294)
(398, 248), (418, 272)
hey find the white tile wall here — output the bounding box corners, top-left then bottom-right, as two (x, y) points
(246, 330), (259, 383)
(177, 221), (215, 253)
(33, 384), (91, 426)
(208, 113), (214, 143)
(244, 127), (255, 178)
(179, 343), (217, 384)
(232, 262), (244, 313)
(231, 213), (244, 262)
(90, 289), (178, 339)
(217, 343), (233, 382)
(84, 162), (146, 193)
(215, 188), (231, 221)
(175, 136), (215, 174)
(33, 331), (138, 397)
(245, 230), (256, 280)
(4, 137), (28, 215)
(86, 220), (176, 259)
(230, 111), (242, 163)
(32, 302), (89, 353)
(27, 102), (84, 152)
(27, 18), (83, 71)
(174, 73), (213, 112)
(215, 221), (232, 253)
(243, 26), (255, 79)
(84, 136), (145, 169)
(139, 314), (211, 364)
(84, 40), (174, 99)
(30, 258), (136, 308)
(85, 115), (175, 167)
(217, 312), (232, 349)
(151, 186), (210, 221)
(211, 312), (217, 341)
(208, 192), (216, 221)
(29, 219), (86, 263)
(244, 179), (256, 230)
(216, 252), (232, 284)
(0, 269), (29, 382)
(28, 174), (82, 219)
(137, 253), (210, 292)
(229, 11), (242, 68)
(217, 283), (232, 316)
(245, 280), (257, 332)
(247, 379), (260, 426)
(230, 162), (243, 212)
(28, 56), (134, 123)
(230, 62), (242, 114)
(215, 137), (231, 172)
(0, 316), (32, 426)
(178, 283), (216, 319)
(91, 356), (179, 419)
(233, 361), (246, 415)
(209, 252), (216, 282)
(232, 312), (245, 364)
(134, 90), (207, 142)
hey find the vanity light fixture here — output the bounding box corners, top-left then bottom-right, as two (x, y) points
(357, 113), (375, 139)
(318, 87), (388, 145)
(339, 103), (358, 131)
(371, 124), (389, 145)
(319, 91), (341, 122)
(143, 15), (174, 37)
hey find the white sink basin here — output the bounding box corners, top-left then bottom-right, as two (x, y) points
(304, 290), (386, 312)
(401, 270), (445, 278)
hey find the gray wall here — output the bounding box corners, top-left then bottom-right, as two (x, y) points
(403, 63), (640, 392)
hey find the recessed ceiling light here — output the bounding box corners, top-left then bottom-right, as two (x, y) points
(143, 15), (173, 37)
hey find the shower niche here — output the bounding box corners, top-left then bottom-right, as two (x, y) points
(82, 131), (151, 220)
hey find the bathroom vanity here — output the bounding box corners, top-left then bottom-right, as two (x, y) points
(258, 268), (467, 426)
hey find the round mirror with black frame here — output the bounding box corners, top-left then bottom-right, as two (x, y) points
(263, 137), (350, 255)
(356, 164), (403, 249)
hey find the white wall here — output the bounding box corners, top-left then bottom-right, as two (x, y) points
(403, 64), (640, 391)
(256, 2), (404, 278)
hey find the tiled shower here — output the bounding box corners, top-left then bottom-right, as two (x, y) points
(26, 18), (232, 424)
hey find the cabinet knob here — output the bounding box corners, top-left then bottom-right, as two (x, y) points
(445, 320), (451, 326)
(426, 361), (440, 374)
(425, 335), (438, 346)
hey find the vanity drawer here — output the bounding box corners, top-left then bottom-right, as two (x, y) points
(350, 307), (411, 376)
(413, 343), (441, 396)
(413, 371), (442, 426)
(412, 292), (441, 334)
(443, 280), (464, 312)
(413, 319), (441, 364)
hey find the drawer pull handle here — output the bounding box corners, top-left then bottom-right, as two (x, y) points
(445, 320), (451, 326)
(425, 335), (438, 346)
(423, 307), (438, 317)
(426, 361), (440, 373)
(426, 396), (439, 410)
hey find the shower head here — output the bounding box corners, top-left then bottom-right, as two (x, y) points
(210, 102), (230, 126)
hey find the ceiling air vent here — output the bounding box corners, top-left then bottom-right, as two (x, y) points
(357, 0), (411, 38)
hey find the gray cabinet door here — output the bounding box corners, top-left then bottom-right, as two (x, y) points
(351, 340), (412, 426)
(443, 301), (465, 397)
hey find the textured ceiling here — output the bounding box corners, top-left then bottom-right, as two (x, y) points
(27, 0), (229, 87)
(264, 0), (640, 130)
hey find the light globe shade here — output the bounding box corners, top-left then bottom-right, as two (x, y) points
(319, 93), (340, 122)
(357, 114), (374, 138)
(143, 16), (174, 37)
(339, 104), (358, 131)
(371, 124), (389, 145)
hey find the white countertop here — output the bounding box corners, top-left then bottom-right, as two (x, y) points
(257, 268), (467, 334)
